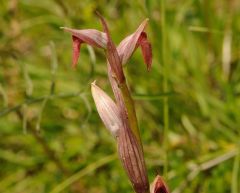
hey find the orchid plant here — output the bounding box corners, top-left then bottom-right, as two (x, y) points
(62, 13), (169, 193)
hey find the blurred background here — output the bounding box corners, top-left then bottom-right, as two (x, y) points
(0, 0), (240, 192)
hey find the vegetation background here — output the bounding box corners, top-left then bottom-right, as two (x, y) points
(0, 0), (240, 192)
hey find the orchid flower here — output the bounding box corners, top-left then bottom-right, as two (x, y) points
(61, 17), (151, 70)
(150, 175), (169, 193)
(62, 14), (159, 193)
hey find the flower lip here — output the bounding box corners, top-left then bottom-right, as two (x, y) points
(71, 36), (82, 68)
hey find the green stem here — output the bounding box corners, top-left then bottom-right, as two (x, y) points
(120, 82), (142, 145)
(161, 0), (169, 179)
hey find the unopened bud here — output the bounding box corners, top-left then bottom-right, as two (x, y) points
(91, 82), (122, 137)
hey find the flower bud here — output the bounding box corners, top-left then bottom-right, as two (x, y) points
(91, 82), (122, 137)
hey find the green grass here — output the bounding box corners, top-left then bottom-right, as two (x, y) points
(0, 0), (240, 192)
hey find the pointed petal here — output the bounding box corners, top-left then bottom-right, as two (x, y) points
(117, 19), (150, 66)
(62, 27), (107, 67)
(91, 82), (122, 137)
(150, 175), (169, 193)
(96, 12), (125, 84)
(62, 27), (107, 48)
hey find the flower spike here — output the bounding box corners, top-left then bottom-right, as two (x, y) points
(63, 14), (160, 193)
